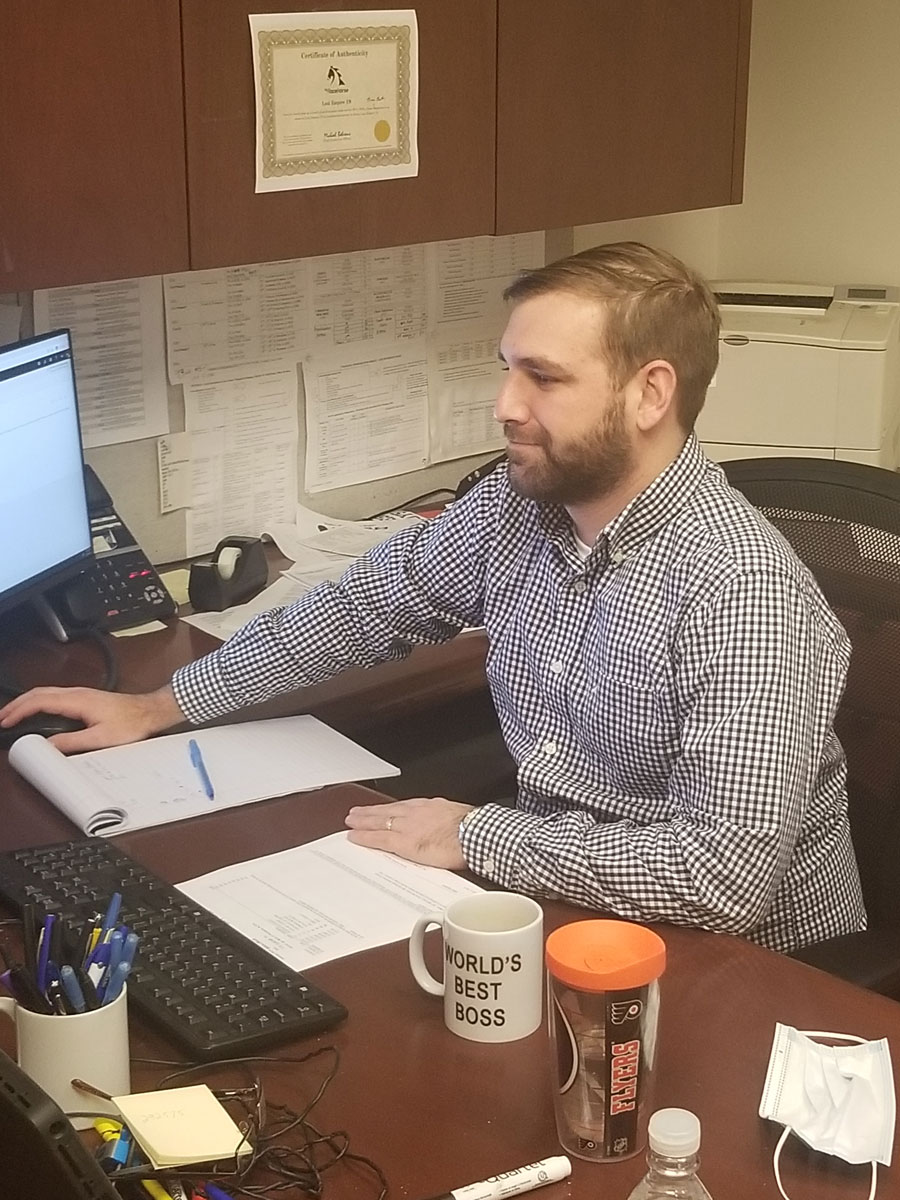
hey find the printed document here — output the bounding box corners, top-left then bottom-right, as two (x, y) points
(178, 831), (484, 971)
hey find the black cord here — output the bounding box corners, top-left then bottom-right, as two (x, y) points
(78, 625), (119, 691)
(130, 1049), (389, 1200)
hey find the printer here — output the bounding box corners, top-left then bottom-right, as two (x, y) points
(695, 282), (900, 470)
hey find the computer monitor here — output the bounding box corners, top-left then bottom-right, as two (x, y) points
(0, 330), (92, 623)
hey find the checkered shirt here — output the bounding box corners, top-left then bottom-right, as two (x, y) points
(173, 435), (866, 953)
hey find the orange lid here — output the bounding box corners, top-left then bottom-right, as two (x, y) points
(546, 920), (666, 991)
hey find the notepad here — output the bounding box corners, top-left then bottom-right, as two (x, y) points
(114, 1084), (251, 1168)
(8, 714), (399, 836)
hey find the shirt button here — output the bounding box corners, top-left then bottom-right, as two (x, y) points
(572, 579), (587, 595)
(550, 660), (563, 675)
(611, 547), (626, 565)
(543, 739), (558, 756)
(483, 857), (496, 877)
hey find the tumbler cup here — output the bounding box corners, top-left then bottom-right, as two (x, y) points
(546, 920), (666, 1162)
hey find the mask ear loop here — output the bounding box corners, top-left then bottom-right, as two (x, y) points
(771, 1030), (877, 1200)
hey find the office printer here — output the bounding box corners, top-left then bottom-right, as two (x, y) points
(695, 282), (900, 470)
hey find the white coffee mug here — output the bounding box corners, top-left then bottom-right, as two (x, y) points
(0, 987), (130, 1129)
(409, 891), (543, 1043)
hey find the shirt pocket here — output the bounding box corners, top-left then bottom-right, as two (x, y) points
(580, 669), (677, 795)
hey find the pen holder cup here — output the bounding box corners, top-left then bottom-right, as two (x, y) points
(0, 986), (130, 1129)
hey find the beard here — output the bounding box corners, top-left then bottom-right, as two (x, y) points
(505, 395), (633, 505)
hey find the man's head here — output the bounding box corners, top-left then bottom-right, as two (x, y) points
(495, 242), (719, 510)
(503, 241), (720, 432)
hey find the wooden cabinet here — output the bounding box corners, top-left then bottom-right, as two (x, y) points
(496, 0), (752, 234)
(1, 2), (750, 291)
(181, 0), (497, 270)
(0, 2), (189, 292)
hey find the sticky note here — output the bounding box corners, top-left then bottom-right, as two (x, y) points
(113, 1084), (251, 1168)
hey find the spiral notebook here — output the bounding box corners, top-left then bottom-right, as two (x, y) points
(8, 714), (399, 836)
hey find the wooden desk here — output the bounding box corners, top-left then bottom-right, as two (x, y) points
(2, 627), (900, 1198)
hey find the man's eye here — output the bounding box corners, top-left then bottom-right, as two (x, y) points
(530, 371), (554, 386)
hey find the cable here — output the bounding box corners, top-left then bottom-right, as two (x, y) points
(130, 1049), (389, 1200)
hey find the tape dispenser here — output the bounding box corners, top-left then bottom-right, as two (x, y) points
(188, 536), (268, 612)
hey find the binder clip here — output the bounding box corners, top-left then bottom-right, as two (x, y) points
(188, 536), (268, 612)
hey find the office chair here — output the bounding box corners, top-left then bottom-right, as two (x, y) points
(722, 456), (900, 996)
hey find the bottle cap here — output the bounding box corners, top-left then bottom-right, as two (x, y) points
(647, 1108), (701, 1156)
(545, 920), (666, 991)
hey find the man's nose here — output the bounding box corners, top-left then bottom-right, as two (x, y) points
(493, 372), (525, 425)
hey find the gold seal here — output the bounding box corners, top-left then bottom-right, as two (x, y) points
(373, 120), (391, 143)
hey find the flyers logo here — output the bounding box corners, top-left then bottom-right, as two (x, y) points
(610, 999), (643, 1024)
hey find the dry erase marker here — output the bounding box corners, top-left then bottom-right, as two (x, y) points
(424, 1156), (572, 1200)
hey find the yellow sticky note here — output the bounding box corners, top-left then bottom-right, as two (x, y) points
(113, 1084), (251, 1168)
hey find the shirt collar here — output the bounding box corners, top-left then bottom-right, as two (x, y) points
(537, 434), (709, 563)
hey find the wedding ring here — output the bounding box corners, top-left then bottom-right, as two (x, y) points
(385, 815), (394, 832)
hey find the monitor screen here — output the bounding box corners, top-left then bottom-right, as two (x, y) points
(0, 330), (92, 620)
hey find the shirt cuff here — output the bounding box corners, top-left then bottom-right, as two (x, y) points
(171, 651), (238, 724)
(458, 802), (544, 889)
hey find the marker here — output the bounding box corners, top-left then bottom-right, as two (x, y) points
(188, 738), (215, 800)
(423, 1157), (572, 1200)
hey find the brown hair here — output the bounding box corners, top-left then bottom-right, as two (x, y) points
(503, 241), (720, 431)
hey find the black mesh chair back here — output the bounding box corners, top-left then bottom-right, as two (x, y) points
(722, 456), (900, 994)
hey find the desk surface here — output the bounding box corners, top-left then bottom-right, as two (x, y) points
(1, 627), (900, 1198)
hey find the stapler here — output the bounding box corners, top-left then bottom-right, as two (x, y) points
(188, 536), (268, 612)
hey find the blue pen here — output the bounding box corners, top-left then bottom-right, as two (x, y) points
(203, 1183), (234, 1200)
(188, 738), (215, 800)
(97, 891), (123, 946)
(101, 960), (131, 1006)
(36, 913), (55, 995)
(59, 964), (87, 1013)
(107, 928), (125, 977)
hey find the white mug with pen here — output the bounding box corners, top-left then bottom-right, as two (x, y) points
(0, 889), (139, 1128)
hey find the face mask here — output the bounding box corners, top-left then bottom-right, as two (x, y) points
(759, 1023), (896, 1200)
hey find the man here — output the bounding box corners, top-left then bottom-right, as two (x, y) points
(0, 242), (865, 954)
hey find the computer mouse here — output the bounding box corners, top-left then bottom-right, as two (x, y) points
(0, 713), (86, 750)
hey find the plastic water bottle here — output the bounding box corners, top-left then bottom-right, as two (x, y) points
(626, 1108), (713, 1199)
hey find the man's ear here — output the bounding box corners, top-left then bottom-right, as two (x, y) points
(631, 359), (677, 432)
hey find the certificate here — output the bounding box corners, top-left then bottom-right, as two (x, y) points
(250, 9), (419, 193)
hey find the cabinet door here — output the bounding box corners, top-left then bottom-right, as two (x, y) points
(0, 2), (189, 292)
(496, 0), (752, 234)
(183, 0), (496, 270)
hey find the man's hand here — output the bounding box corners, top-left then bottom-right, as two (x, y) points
(0, 684), (185, 753)
(345, 796), (474, 869)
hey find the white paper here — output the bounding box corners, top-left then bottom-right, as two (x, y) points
(33, 276), (169, 448)
(7, 716), (399, 837)
(303, 339), (428, 491)
(426, 321), (506, 462)
(183, 364), (299, 555)
(179, 831), (483, 971)
(250, 10), (419, 194)
(426, 232), (545, 329)
(163, 261), (309, 381)
(157, 432), (192, 513)
(309, 244), (427, 347)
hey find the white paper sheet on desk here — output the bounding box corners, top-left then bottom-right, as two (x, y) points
(178, 831), (484, 971)
(7, 717), (399, 837)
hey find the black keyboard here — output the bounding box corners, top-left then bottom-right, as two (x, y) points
(0, 839), (347, 1060)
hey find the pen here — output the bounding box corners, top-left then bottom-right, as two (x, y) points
(189, 738), (215, 800)
(60, 963), (87, 1013)
(422, 1157), (572, 1200)
(36, 912), (55, 994)
(101, 959), (131, 1005)
(200, 1184), (233, 1200)
(97, 891), (123, 946)
(22, 902), (38, 976)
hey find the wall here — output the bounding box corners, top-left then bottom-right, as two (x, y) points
(717, 0), (900, 285)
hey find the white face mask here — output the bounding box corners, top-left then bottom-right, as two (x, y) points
(759, 1023), (896, 1200)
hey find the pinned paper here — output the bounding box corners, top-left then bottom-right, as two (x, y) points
(113, 1084), (251, 1167)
